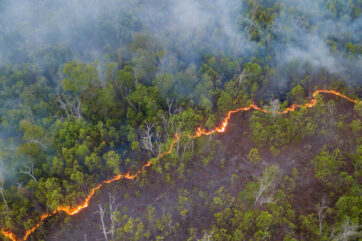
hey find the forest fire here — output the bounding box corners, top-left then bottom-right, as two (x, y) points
(193, 103), (268, 137)
(0, 90), (357, 241)
(193, 90), (357, 136)
(0, 134), (181, 241)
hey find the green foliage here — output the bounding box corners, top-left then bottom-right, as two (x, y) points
(63, 60), (99, 92)
(177, 189), (191, 218)
(35, 178), (63, 210)
(248, 148), (262, 163)
(217, 91), (233, 113)
(154, 73), (175, 98)
(104, 151), (122, 174)
(249, 108), (316, 148)
(85, 153), (102, 173)
(82, 84), (124, 123)
(0, 1), (360, 239)
(312, 147), (344, 185)
(288, 85), (305, 104)
(336, 195), (361, 224)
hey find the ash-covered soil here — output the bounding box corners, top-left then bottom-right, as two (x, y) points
(45, 100), (359, 241)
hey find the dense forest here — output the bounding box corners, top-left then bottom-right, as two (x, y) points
(0, 0), (361, 240)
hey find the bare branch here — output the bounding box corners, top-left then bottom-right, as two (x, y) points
(19, 162), (37, 183)
(166, 98), (181, 117)
(254, 165), (281, 208)
(269, 99), (280, 117)
(238, 69), (247, 85)
(132, 68), (139, 85)
(195, 232), (214, 241)
(167, 98), (174, 116)
(97, 193), (118, 241)
(332, 219), (361, 241)
(57, 94), (70, 120)
(180, 141), (189, 163)
(108, 193), (117, 240)
(316, 198), (328, 234)
(27, 139), (47, 149)
(57, 94), (82, 120)
(125, 95), (137, 110)
(139, 122), (156, 156)
(98, 204), (109, 241)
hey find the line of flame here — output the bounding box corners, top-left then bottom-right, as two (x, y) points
(0, 90), (357, 241)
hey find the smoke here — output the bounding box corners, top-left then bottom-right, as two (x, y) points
(273, 0), (362, 82)
(0, 0), (360, 84)
(282, 35), (340, 73)
(0, 0), (116, 64)
(0, 0), (253, 66)
(0, 0), (360, 236)
(0, 0), (359, 75)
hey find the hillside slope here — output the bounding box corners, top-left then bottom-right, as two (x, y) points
(47, 96), (361, 241)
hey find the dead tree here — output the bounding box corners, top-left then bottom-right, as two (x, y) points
(98, 204), (109, 241)
(117, 83), (136, 111)
(125, 93), (137, 111)
(57, 94), (82, 120)
(254, 176), (276, 207)
(254, 165), (281, 208)
(132, 67), (139, 85)
(166, 98), (181, 117)
(139, 122), (161, 156)
(269, 99), (280, 117)
(20, 162), (37, 183)
(244, 18), (260, 39)
(139, 122), (155, 155)
(238, 69), (248, 85)
(97, 193), (118, 241)
(316, 198), (328, 234)
(332, 219), (360, 241)
(73, 96), (82, 119)
(57, 94), (70, 119)
(27, 139), (47, 149)
(195, 232), (214, 241)
(107, 194), (117, 240)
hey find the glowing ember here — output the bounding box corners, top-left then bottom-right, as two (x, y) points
(1, 90), (357, 241)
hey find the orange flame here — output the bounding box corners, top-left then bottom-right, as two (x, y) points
(0, 90), (357, 241)
(1, 230), (16, 241)
(193, 103), (268, 137)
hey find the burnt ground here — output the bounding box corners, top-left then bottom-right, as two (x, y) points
(39, 100), (359, 241)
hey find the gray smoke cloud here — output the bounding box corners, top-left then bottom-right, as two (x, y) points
(0, 0), (360, 80)
(273, 0), (362, 81)
(0, 0), (253, 66)
(282, 35), (340, 73)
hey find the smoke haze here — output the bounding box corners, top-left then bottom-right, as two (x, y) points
(0, 0), (360, 77)
(0, 0), (361, 180)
